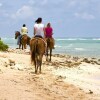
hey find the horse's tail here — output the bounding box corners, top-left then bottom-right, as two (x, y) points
(47, 38), (50, 47)
(31, 39), (38, 64)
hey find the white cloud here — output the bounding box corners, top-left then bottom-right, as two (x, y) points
(11, 5), (34, 19)
(74, 12), (95, 20)
(0, 3), (2, 7)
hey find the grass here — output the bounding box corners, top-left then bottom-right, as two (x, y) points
(0, 40), (9, 51)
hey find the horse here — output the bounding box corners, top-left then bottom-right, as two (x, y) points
(15, 31), (31, 50)
(30, 37), (45, 74)
(45, 38), (54, 61)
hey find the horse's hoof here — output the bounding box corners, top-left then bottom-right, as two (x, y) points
(39, 71), (41, 74)
(49, 59), (51, 62)
(46, 58), (48, 61)
(35, 71), (37, 74)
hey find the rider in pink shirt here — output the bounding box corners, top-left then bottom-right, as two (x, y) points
(45, 23), (53, 38)
(45, 23), (55, 49)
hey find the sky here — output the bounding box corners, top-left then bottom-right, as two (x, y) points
(0, 0), (100, 38)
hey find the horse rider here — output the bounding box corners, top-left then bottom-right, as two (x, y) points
(17, 24), (28, 45)
(45, 23), (55, 49)
(33, 17), (47, 54)
(21, 24), (28, 37)
(34, 17), (45, 38)
(33, 18), (46, 42)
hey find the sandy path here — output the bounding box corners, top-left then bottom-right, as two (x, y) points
(0, 51), (100, 100)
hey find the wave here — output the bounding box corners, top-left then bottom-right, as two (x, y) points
(55, 44), (73, 48)
(2, 37), (100, 41)
(74, 48), (86, 51)
(92, 38), (100, 40)
(78, 38), (88, 40)
(55, 45), (62, 48)
(56, 38), (77, 41)
(55, 38), (91, 41)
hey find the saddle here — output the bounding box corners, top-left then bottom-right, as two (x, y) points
(21, 34), (27, 39)
(32, 37), (46, 44)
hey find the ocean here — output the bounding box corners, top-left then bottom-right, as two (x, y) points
(1, 37), (100, 58)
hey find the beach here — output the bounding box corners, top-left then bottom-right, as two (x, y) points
(1, 0), (100, 99)
(0, 48), (100, 100)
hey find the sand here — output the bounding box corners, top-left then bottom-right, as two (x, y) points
(0, 48), (100, 100)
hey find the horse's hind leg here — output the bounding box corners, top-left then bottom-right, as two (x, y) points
(22, 45), (23, 50)
(35, 65), (37, 74)
(50, 49), (52, 61)
(39, 59), (42, 73)
(37, 55), (42, 73)
(23, 44), (27, 49)
(37, 61), (42, 74)
(34, 60), (37, 74)
(36, 59), (41, 73)
(46, 48), (49, 61)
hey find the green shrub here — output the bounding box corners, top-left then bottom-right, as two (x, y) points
(0, 40), (9, 51)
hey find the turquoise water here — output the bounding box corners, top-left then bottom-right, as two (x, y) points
(1, 37), (100, 58)
(54, 37), (100, 58)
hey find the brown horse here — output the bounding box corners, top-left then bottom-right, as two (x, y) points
(30, 37), (45, 74)
(15, 31), (31, 50)
(45, 38), (54, 61)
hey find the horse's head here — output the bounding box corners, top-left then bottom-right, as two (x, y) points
(15, 31), (20, 39)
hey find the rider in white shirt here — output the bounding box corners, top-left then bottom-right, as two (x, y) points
(34, 18), (45, 38)
(33, 18), (47, 54)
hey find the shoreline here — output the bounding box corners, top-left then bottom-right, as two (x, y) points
(10, 47), (100, 59)
(1, 36), (100, 58)
(8, 47), (100, 61)
(0, 48), (100, 100)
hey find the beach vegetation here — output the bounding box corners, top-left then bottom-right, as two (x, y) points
(0, 40), (9, 51)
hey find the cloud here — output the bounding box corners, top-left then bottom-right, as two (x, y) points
(74, 12), (95, 20)
(28, 0), (47, 6)
(0, 3), (2, 7)
(11, 5), (34, 19)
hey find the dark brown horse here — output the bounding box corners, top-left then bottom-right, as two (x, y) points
(30, 37), (45, 74)
(45, 38), (54, 61)
(15, 31), (31, 50)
